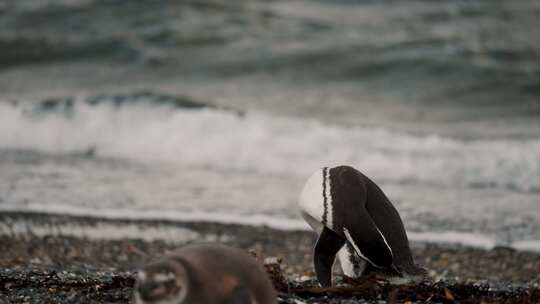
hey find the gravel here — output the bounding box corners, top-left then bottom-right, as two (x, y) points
(0, 211), (539, 303)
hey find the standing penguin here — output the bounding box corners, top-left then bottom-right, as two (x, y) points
(299, 165), (424, 287)
(134, 244), (276, 304)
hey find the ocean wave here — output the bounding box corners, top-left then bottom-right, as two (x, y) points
(2, 0), (539, 107)
(1, 95), (539, 193)
(30, 91), (243, 115)
(0, 36), (138, 69)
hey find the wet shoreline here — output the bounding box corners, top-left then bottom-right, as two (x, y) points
(0, 211), (539, 303)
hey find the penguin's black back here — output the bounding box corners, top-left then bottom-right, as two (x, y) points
(329, 165), (418, 273)
(363, 174), (417, 273)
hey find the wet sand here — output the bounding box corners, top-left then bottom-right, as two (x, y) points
(0, 211), (539, 303)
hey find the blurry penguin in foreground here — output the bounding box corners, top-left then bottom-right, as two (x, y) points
(134, 244), (276, 304)
(299, 165), (425, 287)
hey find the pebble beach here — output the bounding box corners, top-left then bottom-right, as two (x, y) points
(1, 211), (539, 303)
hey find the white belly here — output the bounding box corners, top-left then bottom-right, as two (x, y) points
(337, 244), (366, 277)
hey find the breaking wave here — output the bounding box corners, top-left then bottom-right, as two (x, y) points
(1, 94), (539, 193)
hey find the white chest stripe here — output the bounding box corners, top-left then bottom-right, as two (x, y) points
(322, 167), (333, 229)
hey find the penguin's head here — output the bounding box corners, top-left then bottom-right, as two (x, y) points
(134, 258), (189, 304)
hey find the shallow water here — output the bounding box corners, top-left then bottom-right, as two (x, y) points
(0, 98), (539, 250)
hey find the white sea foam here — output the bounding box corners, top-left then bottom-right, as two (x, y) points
(408, 231), (497, 250)
(409, 232), (540, 252)
(0, 204), (310, 231)
(510, 240), (540, 252)
(0, 219), (216, 243)
(1, 99), (539, 193)
(3, 204), (539, 251)
(1, 99), (540, 250)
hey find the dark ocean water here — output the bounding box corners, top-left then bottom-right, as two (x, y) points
(0, 0), (539, 249)
(1, 0), (539, 136)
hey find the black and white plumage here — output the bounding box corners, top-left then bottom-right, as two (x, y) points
(134, 244), (276, 304)
(299, 165), (424, 287)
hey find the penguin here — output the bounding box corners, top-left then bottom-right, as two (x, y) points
(299, 165), (425, 287)
(134, 244), (277, 304)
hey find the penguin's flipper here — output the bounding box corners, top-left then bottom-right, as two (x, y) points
(342, 209), (394, 270)
(314, 227), (345, 287)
